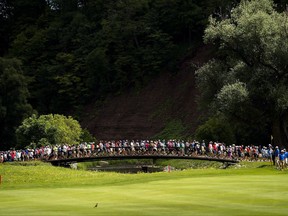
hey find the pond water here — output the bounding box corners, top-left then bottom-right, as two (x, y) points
(88, 165), (163, 173)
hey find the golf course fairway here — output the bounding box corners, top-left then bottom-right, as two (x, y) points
(0, 161), (287, 216)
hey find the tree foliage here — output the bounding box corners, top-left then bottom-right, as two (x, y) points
(0, 57), (33, 150)
(4, 0), (238, 114)
(2, 0), (229, 149)
(3, 0), (288, 149)
(196, 0), (288, 147)
(194, 116), (235, 145)
(16, 114), (82, 148)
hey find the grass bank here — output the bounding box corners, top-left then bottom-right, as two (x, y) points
(0, 161), (287, 216)
(76, 158), (222, 170)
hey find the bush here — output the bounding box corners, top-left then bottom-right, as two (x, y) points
(194, 116), (235, 144)
(16, 114), (82, 148)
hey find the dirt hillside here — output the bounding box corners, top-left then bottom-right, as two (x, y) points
(81, 46), (211, 139)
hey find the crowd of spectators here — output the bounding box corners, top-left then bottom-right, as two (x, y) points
(1, 140), (288, 169)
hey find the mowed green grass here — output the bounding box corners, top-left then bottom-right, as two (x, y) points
(0, 162), (287, 216)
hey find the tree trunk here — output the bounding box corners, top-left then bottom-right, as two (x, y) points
(272, 111), (288, 149)
(133, 31), (140, 49)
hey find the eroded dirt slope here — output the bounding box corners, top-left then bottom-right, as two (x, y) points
(81, 46), (211, 139)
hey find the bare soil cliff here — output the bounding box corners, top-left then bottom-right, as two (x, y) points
(81, 46), (211, 139)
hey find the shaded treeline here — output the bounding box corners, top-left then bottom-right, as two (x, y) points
(1, 0), (288, 149)
(0, 0), (238, 149)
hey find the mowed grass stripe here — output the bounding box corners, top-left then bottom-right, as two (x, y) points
(0, 162), (287, 216)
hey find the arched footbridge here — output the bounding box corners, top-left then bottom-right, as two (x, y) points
(46, 155), (239, 167)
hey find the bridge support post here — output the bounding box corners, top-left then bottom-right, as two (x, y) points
(142, 166), (148, 173)
(222, 162), (235, 169)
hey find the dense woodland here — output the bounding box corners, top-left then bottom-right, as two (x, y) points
(1, 0), (288, 150)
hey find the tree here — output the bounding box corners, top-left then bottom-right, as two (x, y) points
(98, 0), (175, 90)
(10, 10), (97, 113)
(16, 114), (82, 148)
(0, 0), (13, 56)
(196, 0), (288, 147)
(7, 0), (245, 115)
(0, 58), (34, 150)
